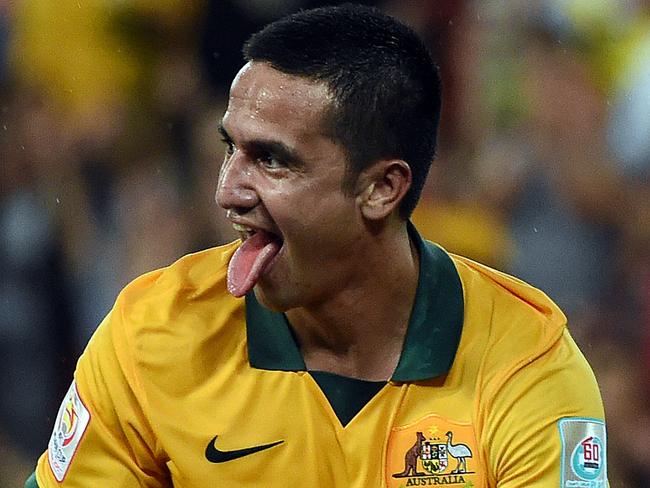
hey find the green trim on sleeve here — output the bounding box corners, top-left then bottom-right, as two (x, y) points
(24, 472), (39, 488)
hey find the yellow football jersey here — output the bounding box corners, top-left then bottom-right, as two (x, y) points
(30, 227), (608, 487)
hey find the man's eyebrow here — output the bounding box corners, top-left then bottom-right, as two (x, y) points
(249, 139), (303, 167)
(217, 122), (303, 167)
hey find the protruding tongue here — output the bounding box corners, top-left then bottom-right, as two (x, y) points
(228, 231), (281, 297)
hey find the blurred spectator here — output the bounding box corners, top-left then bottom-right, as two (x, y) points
(504, 28), (624, 329)
(0, 88), (78, 471)
(199, 0), (384, 94)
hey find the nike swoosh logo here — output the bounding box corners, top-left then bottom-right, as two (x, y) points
(205, 435), (284, 463)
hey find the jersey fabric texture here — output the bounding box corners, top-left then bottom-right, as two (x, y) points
(30, 226), (607, 487)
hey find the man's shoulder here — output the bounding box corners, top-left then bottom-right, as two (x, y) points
(451, 252), (566, 328)
(449, 253), (569, 371)
(119, 240), (240, 309)
(447, 253), (601, 411)
(86, 240), (246, 389)
(106, 240), (243, 347)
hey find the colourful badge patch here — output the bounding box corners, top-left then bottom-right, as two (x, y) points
(386, 414), (482, 487)
(47, 381), (91, 481)
(559, 417), (607, 488)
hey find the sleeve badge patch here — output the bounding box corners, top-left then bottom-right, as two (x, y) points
(47, 381), (91, 481)
(558, 417), (607, 487)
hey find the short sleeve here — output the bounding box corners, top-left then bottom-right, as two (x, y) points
(34, 297), (170, 487)
(483, 329), (609, 487)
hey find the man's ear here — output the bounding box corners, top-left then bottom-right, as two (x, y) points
(356, 159), (412, 220)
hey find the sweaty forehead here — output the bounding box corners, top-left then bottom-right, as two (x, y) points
(225, 62), (333, 133)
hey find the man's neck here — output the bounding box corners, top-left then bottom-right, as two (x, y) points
(285, 224), (419, 381)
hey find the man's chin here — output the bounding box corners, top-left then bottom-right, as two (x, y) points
(253, 284), (292, 313)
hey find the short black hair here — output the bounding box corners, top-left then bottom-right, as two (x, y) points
(243, 3), (441, 218)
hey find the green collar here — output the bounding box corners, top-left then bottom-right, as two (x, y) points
(245, 223), (464, 381)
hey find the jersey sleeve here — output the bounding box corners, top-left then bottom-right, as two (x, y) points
(482, 329), (609, 487)
(34, 291), (170, 487)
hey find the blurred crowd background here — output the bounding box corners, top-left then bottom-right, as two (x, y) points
(0, 0), (649, 486)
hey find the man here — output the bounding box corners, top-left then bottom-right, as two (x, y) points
(27, 4), (608, 487)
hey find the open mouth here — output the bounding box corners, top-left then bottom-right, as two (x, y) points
(227, 223), (284, 297)
(232, 223), (283, 246)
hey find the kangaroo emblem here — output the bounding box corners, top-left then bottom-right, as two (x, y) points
(393, 431), (426, 478)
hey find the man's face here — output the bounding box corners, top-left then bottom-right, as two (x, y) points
(216, 62), (364, 311)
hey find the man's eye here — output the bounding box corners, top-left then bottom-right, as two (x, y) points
(259, 155), (284, 169)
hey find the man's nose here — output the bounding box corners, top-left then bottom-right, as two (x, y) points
(215, 152), (259, 212)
